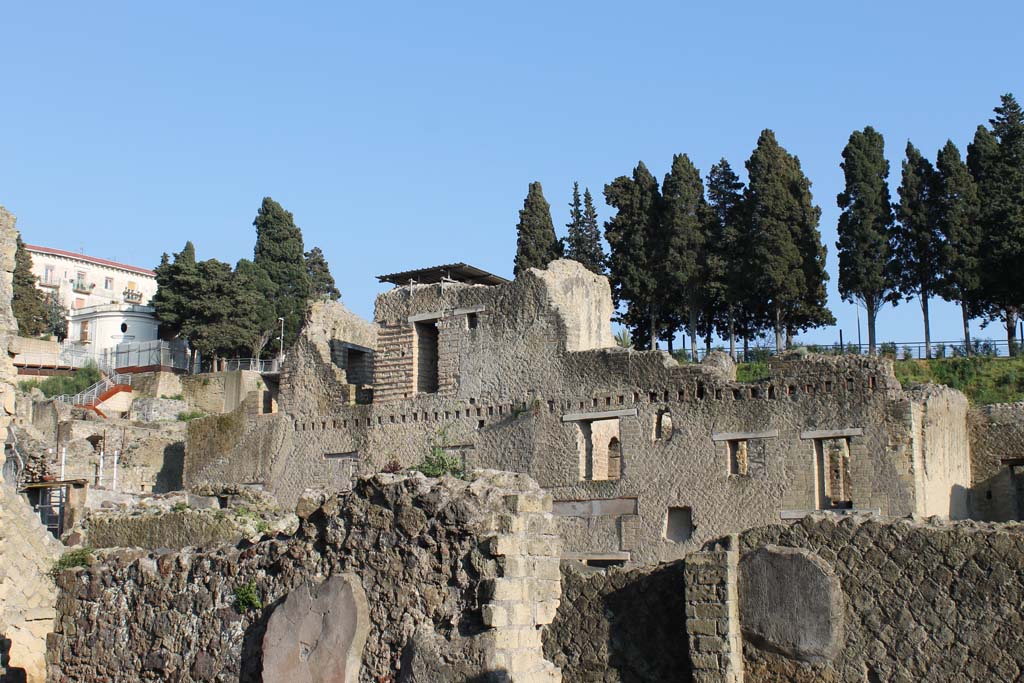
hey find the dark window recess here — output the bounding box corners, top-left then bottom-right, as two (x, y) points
(467, 312), (479, 329)
(665, 507), (693, 543)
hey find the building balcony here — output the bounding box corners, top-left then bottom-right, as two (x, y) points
(123, 289), (144, 303)
(72, 280), (95, 294)
(37, 276), (59, 289)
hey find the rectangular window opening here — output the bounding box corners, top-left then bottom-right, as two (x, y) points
(814, 437), (853, 510)
(414, 320), (439, 394)
(665, 506), (693, 543)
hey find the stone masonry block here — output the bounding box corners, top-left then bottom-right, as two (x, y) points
(483, 604), (508, 627)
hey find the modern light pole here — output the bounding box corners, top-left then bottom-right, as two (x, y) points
(278, 317), (285, 362)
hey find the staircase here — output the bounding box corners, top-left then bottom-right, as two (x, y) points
(56, 372), (133, 418)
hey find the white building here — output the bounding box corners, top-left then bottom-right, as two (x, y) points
(67, 303), (159, 355)
(25, 244), (157, 312)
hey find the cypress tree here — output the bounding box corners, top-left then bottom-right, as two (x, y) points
(705, 159), (748, 358)
(305, 247), (341, 301)
(790, 155), (834, 344)
(43, 293), (67, 342)
(836, 126), (895, 355)
(977, 94), (1024, 354)
(563, 183), (606, 274)
(893, 142), (942, 357)
(151, 242), (200, 341)
(936, 140), (982, 354)
(12, 236), (46, 336)
(513, 182), (563, 276)
(660, 153), (707, 360)
(234, 259), (279, 357)
(253, 197), (310, 349)
(745, 130), (821, 352)
(604, 162), (662, 349)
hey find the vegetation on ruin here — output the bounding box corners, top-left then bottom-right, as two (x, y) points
(233, 580), (262, 613)
(19, 364), (102, 398)
(51, 548), (94, 577)
(736, 362), (771, 383)
(177, 410), (206, 422)
(412, 429), (465, 478)
(893, 356), (1024, 405)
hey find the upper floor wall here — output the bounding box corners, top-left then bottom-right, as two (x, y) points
(26, 244), (157, 313)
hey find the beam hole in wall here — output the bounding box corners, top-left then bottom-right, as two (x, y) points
(732, 388), (742, 400)
(664, 506), (693, 543)
(323, 451), (358, 460)
(696, 383), (705, 400)
(585, 558), (626, 568)
(654, 409), (674, 442)
(768, 386), (777, 399)
(477, 419), (485, 430)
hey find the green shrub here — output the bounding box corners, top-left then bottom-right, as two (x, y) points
(413, 446), (465, 478)
(171, 501), (190, 512)
(736, 362), (770, 383)
(51, 548), (93, 577)
(177, 410), (206, 421)
(893, 356), (1024, 405)
(20, 364), (102, 398)
(161, 393), (184, 400)
(234, 580), (262, 613)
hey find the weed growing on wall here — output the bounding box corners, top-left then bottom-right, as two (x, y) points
(50, 548), (94, 578)
(233, 580), (262, 613)
(177, 410), (206, 421)
(412, 426), (465, 478)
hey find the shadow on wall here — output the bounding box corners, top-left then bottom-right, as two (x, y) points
(154, 442), (184, 493)
(0, 636), (27, 683)
(950, 483), (971, 520)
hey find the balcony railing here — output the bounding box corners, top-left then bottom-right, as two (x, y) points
(72, 280), (95, 294)
(123, 289), (144, 303)
(37, 276), (59, 289)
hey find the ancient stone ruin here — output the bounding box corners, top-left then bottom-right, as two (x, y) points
(0, 213), (1022, 681)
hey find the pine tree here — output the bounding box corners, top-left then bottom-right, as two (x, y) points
(893, 142), (942, 357)
(151, 242), (200, 341)
(11, 236), (46, 336)
(563, 183), (606, 274)
(660, 154), (708, 360)
(253, 197), (310, 349)
(305, 247), (340, 300)
(604, 162), (662, 349)
(744, 130), (830, 352)
(513, 182), (563, 276)
(936, 140), (981, 354)
(836, 126), (895, 354)
(977, 94), (1024, 354)
(705, 159), (749, 357)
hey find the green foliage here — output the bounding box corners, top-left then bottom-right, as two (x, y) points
(836, 126), (895, 351)
(563, 183), (606, 275)
(893, 356), (1024, 405)
(613, 327), (632, 349)
(42, 293), (67, 342)
(705, 158), (752, 348)
(171, 501), (191, 512)
(735, 362), (770, 382)
(305, 246), (340, 300)
(12, 236), (47, 336)
(234, 580), (262, 613)
(161, 393), (184, 400)
(51, 548), (93, 577)
(151, 242), (199, 340)
(19, 364), (102, 397)
(412, 428), (465, 478)
(514, 181), (563, 276)
(177, 410), (206, 421)
(254, 197), (311, 349)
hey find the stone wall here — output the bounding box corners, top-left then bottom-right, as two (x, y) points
(47, 471), (562, 683)
(542, 560), (689, 683)
(682, 516), (1024, 682)
(130, 397), (189, 423)
(969, 402), (1024, 520)
(0, 471), (63, 683)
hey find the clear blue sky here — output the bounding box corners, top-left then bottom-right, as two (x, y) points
(2, 1), (1021, 347)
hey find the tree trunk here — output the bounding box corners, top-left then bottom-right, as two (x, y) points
(649, 311), (657, 351)
(667, 333), (674, 354)
(689, 305), (698, 363)
(743, 337), (749, 363)
(728, 315), (736, 361)
(961, 301), (972, 357)
(921, 294), (931, 360)
(705, 329), (712, 354)
(866, 299), (877, 356)
(1008, 307), (1019, 357)
(785, 327), (793, 350)
(774, 304), (783, 355)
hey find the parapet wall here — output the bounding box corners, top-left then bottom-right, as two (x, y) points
(47, 471), (563, 683)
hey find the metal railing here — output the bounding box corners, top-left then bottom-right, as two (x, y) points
(56, 372), (132, 407)
(14, 340), (191, 373)
(220, 357), (282, 373)
(664, 338), (1020, 363)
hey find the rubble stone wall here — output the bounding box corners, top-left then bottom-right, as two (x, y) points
(542, 561), (690, 683)
(733, 516), (1024, 682)
(47, 471), (562, 683)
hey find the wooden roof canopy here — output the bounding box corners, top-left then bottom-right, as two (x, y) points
(377, 263), (509, 287)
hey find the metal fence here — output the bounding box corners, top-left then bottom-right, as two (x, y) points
(667, 338), (1020, 362)
(220, 357), (282, 373)
(14, 339), (192, 373)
